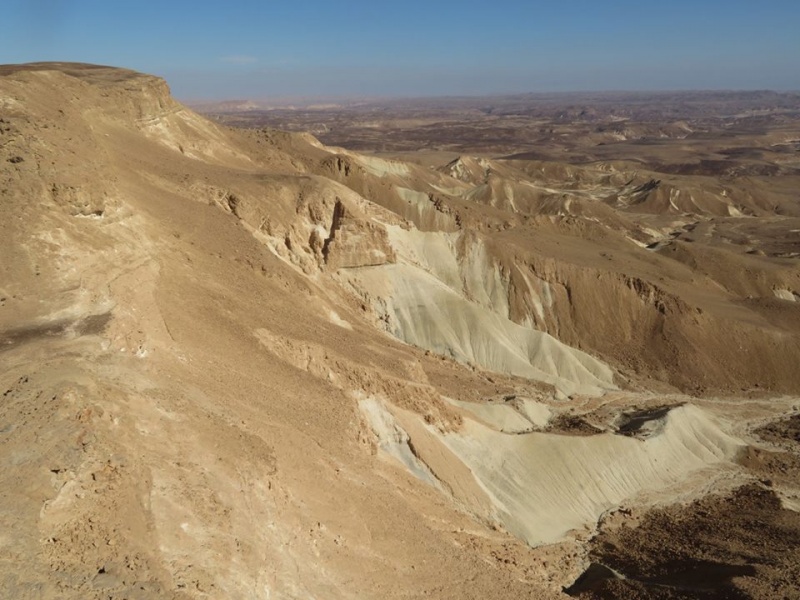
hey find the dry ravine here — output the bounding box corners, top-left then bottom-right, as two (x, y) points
(2, 63), (799, 599)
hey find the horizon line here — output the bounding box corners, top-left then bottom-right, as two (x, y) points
(181, 88), (800, 106)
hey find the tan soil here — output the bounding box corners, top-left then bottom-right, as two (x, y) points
(1, 62), (799, 599)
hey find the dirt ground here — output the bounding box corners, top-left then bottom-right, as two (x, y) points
(2, 63), (799, 599)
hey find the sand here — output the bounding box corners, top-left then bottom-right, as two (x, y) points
(1, 62), (799, 599)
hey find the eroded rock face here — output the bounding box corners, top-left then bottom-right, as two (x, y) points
(2, 63), (799, 599)
(323, 200), (396, 269)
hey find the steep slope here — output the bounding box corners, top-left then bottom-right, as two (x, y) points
(1, 63), (560, 599)
(261, 136), (800, 396)
(1, 63), (799, 599)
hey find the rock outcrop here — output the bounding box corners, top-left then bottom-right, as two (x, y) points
(2, 63), (799, 599)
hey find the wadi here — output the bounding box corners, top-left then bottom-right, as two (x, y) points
(1, 62), (799, 599)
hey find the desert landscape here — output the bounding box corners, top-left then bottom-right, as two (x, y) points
(2, 62), (800, 599)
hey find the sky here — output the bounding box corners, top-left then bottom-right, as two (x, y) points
(3, 0), (799, 99)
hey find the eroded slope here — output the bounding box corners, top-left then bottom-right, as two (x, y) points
(2, 63), (799, 599)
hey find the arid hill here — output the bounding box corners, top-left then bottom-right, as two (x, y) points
(1, 63), (799, 599)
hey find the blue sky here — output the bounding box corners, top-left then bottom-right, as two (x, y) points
(3, 0), (799, 99)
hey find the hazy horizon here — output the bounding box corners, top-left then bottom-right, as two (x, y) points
(179, 89), (800, 106)
(4, 0), (799, 99)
